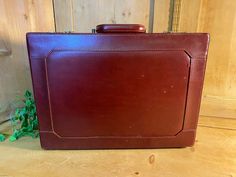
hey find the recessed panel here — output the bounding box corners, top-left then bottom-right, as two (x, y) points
(45, 50), (190, 137)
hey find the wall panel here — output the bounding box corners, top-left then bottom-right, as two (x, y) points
(54, 0), (150, 32)
(153, 0), (170, 32)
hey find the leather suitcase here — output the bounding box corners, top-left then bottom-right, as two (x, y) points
(26, 24), (209, 149)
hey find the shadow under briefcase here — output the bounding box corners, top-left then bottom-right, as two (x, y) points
(26, 24), (209, 149)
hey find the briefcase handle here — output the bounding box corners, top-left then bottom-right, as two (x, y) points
(96, 24), (146, 33)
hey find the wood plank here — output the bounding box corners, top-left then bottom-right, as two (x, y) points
(0, 116), (235, 177)
(176, 0), (202, 32)
(54, 0), (150, 32)
(0, 0), (11, 120)
(153, 0), (170, 32)
(53, 0), (73, 32)
(199, 116), (236, 130)
(200, 95), (236, 119)
(0, 0), (55, 121)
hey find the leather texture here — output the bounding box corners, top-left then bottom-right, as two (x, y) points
(96, 24), (146, 33)
(26, 28), (209, 150)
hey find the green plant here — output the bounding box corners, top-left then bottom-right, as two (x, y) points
(0, 133), (5, 142)
(9, 90), (39, 142)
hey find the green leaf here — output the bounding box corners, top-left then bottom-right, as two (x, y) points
(24, 90), (32, 98)
(0, 134), (5, 142)
(9, 135), (17, 142)
(26, 100), (31, 107)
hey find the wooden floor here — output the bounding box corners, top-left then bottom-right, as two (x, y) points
(0, 116), (235, 177)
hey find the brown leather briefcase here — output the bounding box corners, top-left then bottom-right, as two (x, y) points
(27, 24), (209, 149)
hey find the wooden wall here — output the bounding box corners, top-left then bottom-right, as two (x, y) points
(1, 0), (236, 120)
(176, 0), (236, 118)
(54, 0), (151, 32)
(53, 0), (170, 33)
(0, 0), (54, 120)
